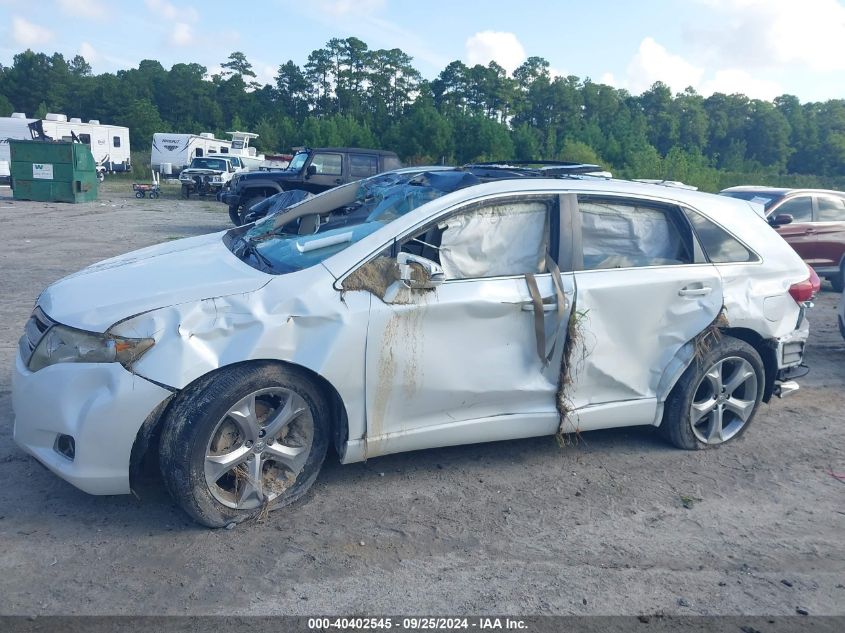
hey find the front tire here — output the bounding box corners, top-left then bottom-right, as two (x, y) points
(661, 336), (764, 450)
(239, 195), (266, 225)
(159, 363), (330, 528)
(228, 205), (241, 226)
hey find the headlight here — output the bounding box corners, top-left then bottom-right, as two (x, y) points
(28, 324), (154, 372)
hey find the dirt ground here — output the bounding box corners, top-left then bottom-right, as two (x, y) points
(0, 181), (843, 616)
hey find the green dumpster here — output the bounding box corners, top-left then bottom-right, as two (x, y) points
(9, 139), (99, 203)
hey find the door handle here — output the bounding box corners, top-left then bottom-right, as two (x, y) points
(679, 286), (712, 297)
(804, 227), (816, 234)
(334, 178), (342, 184)
(520, 298), (558, 311)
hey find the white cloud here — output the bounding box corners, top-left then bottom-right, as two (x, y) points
(599, 72), (617, 87)
(693, 0), (845, 72)
(11, 16), (53, 46)
(314, 0), (385, 16)
(700, 69), (782, 100)
(57, 0), (107, 20)
(145, 0), (198, 22)
(169, 22), (193, 47)
(626, 37), (704, 94)
(78, 41), (98, 62)
(465, 31), (526, 75)
(607, 37), (782, 99)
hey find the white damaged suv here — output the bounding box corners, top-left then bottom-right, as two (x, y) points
(12, 166), (818, 527)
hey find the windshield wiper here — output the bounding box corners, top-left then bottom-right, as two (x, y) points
(234, 235), (275, 271)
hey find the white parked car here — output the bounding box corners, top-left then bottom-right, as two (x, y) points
(12, 167), (818, 527)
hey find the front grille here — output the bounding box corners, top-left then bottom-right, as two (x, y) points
(18, 307), (53, 366)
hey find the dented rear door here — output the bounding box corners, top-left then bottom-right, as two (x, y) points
(564, 194), (722, 430)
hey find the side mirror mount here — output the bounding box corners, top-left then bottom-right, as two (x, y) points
(397, 252), (444, 289)
(306, 164), (317, 178)
(769, 213), (793, 227)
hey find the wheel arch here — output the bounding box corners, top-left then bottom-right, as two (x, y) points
(653, 325), (777, 429)
(129, 358), (349, 492)
(239, 182), (284, 204)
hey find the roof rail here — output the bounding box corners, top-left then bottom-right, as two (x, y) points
(462, 160), (606, 178)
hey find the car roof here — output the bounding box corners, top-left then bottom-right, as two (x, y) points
(721, 185), (845, 197)
(294, 147), (400, 156)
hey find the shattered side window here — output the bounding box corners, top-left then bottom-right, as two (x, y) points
(579, 197), (694, 270)
(684, 209), (758, 264)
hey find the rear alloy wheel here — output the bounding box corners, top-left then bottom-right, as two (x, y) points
(159, 363), (330, 527)
(688, 356), (758, 444)
(661, 336), (764, 450)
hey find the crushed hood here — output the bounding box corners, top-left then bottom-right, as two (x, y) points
(38, 232), (270, 331)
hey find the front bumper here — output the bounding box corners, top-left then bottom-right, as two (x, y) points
(11, 353), (172, 495)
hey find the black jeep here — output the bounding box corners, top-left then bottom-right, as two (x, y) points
(220, 147), (401, 225)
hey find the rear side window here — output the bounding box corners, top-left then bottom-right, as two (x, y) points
(776, 196), (812, 222)
(350, 154), (379, 178)
(685, 209), (758, 263)
(311, 153), (342, 176)
(816, 196), (845, 222)
(578, 197), (693, 270)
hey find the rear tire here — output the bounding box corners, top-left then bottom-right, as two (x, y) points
(159, 363), (330, 528)
(830, 260), (845, 293)
(660, 336), (764, 450)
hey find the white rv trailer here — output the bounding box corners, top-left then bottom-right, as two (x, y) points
(151, 132), (232, 176)
(0, 112), (131, 181)
(150, 131), (266, 175)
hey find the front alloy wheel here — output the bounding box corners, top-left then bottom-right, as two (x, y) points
(205, 388), (313, 509)
(159, 363), (330, 527)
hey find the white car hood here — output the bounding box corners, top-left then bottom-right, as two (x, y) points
(38, 232), (271, 331)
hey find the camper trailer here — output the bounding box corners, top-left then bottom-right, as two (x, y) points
(0, 113), (130, 182)
(151, 132), (232, 176)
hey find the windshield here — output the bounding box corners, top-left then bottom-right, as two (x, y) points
(191, 157), (228, 171)
(287, 152), (309, 172)
(228, 170), (480, 274)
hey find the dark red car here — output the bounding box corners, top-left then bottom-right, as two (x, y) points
(720, 187), (845, 291)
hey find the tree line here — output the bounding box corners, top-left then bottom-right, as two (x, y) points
(1, 39), (845, 191)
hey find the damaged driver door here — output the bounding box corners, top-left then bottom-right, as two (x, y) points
(360, 194), (575, 458)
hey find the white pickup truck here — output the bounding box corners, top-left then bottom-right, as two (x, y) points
(179, 155), (247, 198)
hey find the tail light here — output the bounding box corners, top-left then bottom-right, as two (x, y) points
(788, 265), (821, 304)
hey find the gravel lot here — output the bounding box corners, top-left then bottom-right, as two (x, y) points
(0, 182), (843, 616)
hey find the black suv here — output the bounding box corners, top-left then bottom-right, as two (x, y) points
(220, 147), (401, 225)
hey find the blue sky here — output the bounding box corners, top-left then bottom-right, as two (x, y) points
(2, 0), (845, 102)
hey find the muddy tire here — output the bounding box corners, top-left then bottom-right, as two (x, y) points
(159, 362), (330, 528)
(180, 185), (190, 199)
(660, 336), (764, 450)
